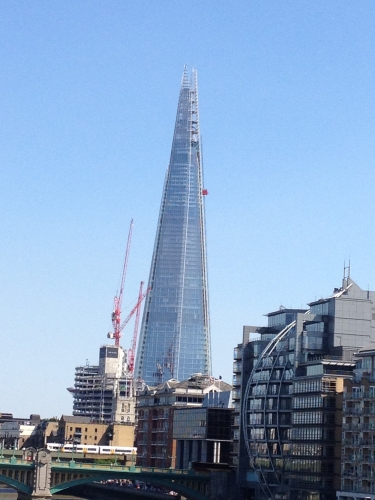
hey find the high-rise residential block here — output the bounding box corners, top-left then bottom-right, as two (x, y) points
(237, 276), (375, 500)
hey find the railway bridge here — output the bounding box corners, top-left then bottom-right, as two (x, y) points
(0, 448), (230, 500)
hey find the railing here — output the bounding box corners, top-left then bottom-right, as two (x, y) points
(345, 439), (375, 447)
(341, 466), (373, 476)
(343, 407), (362, 415)
(345, 391), (375, 400)
(233, 362), (242, 373)
(0, 457), (32, 465)
(51, 461), (210, 476)
(342, 454), (363, 461)
(232, 375), (242, 386)
(233, 347), (242, 361)
(340, 485), (375, 494)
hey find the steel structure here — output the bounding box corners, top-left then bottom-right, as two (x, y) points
(111, 219), (133, 347)
(127, 281), (144, 375)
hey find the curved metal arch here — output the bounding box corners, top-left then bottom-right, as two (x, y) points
(242, 320), (296, 499)
(0, 473), (32, 494)
(51, 473), (209, 500)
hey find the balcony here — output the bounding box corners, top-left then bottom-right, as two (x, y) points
(232, 375), (242, 386)
(339, 485), (374, 494)
(345, 391), (375, 401)
(233, 362), (242, 373)
(232, 390), (241, 400)
(342, 423), (361, 431)
(342, 456), (363, 464)
(233, 347), (243, 361)
(343, 407), (362, 415)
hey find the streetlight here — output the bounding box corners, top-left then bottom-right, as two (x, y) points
(56, 445), (62, 462)
(130, 449), (136, 471)
(70, 440), (77, 466)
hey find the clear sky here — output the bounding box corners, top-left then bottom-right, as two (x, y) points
(2, 1), (375, 418)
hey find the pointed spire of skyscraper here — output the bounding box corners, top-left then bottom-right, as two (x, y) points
(181, 64), (189, 88)
(135, 68), (211, 385)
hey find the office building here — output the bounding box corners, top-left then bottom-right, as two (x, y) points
(238, 275), (375, 500)
(135, 68), (211, 385)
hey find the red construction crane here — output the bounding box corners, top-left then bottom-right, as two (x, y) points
(127, 281), (146, 375)
(110, 219), (133, 347)
(108, 281), (150, 348)
(118, 284), (149, 332)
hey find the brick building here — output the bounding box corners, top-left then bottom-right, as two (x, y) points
(136, 374), (231, 468)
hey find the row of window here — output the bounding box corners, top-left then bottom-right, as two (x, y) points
(250, 384), (292, 396)
(293, 396), (323, 409)
(292, 411), (323, 424)
(294, 379), (322, 394)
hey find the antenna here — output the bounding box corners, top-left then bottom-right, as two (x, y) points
(343, 260), (351, 287)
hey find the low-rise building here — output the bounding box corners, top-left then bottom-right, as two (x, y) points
(0, 414), (41, 450)
(54, 415), (134, 448)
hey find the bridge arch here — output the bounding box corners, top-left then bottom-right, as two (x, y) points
(51, 472), (209, 500)
(0, 473), (32, 495)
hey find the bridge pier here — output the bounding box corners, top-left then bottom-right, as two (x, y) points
(30, 449), (52, 499)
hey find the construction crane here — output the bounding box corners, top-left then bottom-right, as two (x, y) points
(110, 219), (133, 347)
(127, 281), (145, 375)
(108, 281), (150, 348)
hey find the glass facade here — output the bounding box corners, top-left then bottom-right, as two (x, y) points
(240, 278), (375, 500)
(135, 68), (211, 385)
(242, 313), (343, 500)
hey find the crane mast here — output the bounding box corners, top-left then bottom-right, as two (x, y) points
(127, 281), (144, 375)
(111, 219), (133, 347)
(107, 220), (149, 373)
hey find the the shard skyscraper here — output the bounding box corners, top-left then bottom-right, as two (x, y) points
(135, 68), (211, 386)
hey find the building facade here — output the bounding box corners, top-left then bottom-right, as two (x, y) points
(54, 415), (134, 448)
(135, 68), (211, 385)
(68, 345), (135, 425)
(173, 406), (233, 469)
(0, 414), (42, 450)
(338, 344), (375, 500)
(136, 374), (231, 468)
(239, 276), (375, 500)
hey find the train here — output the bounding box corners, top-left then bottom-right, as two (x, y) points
(46, 443), (136, 455)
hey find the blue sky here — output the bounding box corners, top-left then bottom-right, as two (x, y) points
(2, 1), (375, 417)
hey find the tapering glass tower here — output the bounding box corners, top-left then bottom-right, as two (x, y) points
(135, 68), (211, 385)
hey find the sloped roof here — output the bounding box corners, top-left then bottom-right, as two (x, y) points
(143, 374), (232, 394)
(60, 415), (92, 424)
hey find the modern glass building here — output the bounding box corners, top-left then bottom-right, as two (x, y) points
(134, 68), (211, 385)
(238, 276), (375, 500)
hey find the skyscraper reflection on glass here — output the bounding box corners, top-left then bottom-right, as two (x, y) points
(135, 68), (211, 385)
